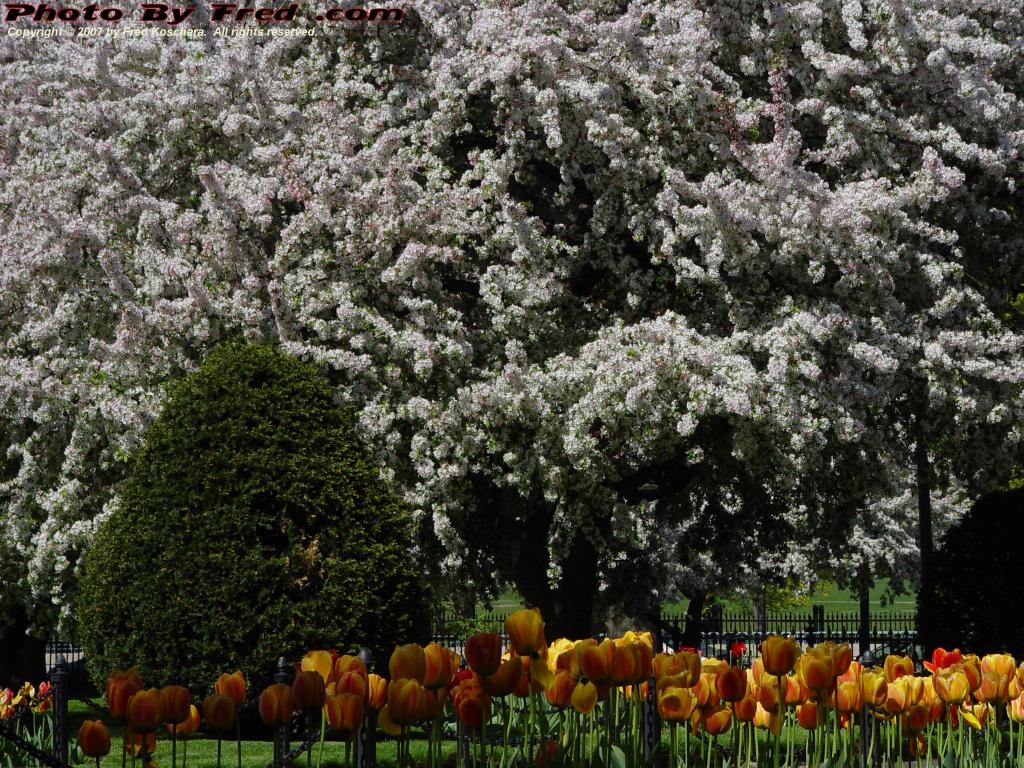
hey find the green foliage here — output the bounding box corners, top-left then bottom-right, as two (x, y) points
(76, 342), (429, 693)
(925, 487), (1024, 656)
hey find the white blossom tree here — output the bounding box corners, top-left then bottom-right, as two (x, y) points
(2, 0), (1024, 666)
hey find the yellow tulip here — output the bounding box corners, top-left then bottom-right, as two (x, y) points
(571, 681), (597, 715)
(505, 608), (546, 657)
(761, 636), (800, 677)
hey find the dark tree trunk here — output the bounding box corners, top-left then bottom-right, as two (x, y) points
(858, 562), (871, 658)
(678, 589), (707, 650)
(512, 516), (599, 639)
(0, 605), (46, 689)
(915, 404), (936, 655)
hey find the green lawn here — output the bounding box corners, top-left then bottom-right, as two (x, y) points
(477, 579), (916, 618)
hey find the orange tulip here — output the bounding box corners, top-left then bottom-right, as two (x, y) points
(702, 705), (732, 735)
(657, 686), (694, 722)
(579, 639), (615, 685)
(572, 681), (598, 715)
(423, 643), (453, 690)
(534, 739), (559, 768)
(367, 674), (388, 711)
(456, 693), (484, 729)
(883, 655), (914, 683)
(465, 632), (503, 677)
(717, 666), (747, 703)
(326, 692), (363, 733)
(830, 643), (853, 677)
(259, 684), (294, 727)
(79, 720), (112, 758)
(159, 686), (191, 725)
(387, 678), (426, 726)
(1007, 695), (1024, 723)
(836, 680), (862, 713)
(784, 675), (805, 705)
(733, 694), (758, 722)
(796, 701), (823, 730)
(333, 655), (368, 684)
(545, 670), (576, 708)
(924, 647), (963, 674)
(202, 693), (236, 733)
(761, 636), (800, 677)
(336, 670), (368, 703)
(127, 689), (163, 734)
(908, 733), (928, 758)
(124, 730), (157, 758)
(960, 656), (982, 692)
(883, 678), (911, 715)
(215, 671), (246, 707)
(292, 670), (327, 714)
(796, 647), (835, 693)
(484, 656), (523, 697)
(106, 669), (144, 721)
(389, 644), (426, 684)
(505, 608), (546, 657)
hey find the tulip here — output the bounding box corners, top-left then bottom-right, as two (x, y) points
(203, 693), (236, 733)
(935, 669), (970, 704)
(796, 647), (835, 693)
(571, 681), (598, 715)
(904, 702), (931, 732)
(389, 644), (427, 683)
(716, 665), (746, 703)
(505, 608), (546, 657)
(292, 670), (327, 715)
(658, 686), (694, 722)
(830, 643), (853, 677)
(534, 739), (559, 768)
(702, 704), (732, 735)
(422, 643), (453, 690)
(733, 694), (758, 722)
(796, 701), (822, 730)
(694, 672), (720, 708)
(301, 651), (335, 684)
(761, 636), (800, 676)
(465, 632), (503, 677)
(456, 694), (484, 729)
(326, 692), (363, 733)
(168, 703), (200, 736)
(545, 670), (576, 708)
(125, 731), (157, 759)
(753, 702), (781, 735)
(579, 639), (615, 684)
(333, 655), (367, 684)
(1007, 695), (1024, 723)
(924, 647), (963, 674)
(336, 669), (368, 703)
(259, 684), (294, 727)
(159, 685), (191, 725)
(611, 641), (643, 685)
(960, 655), (982, 692)
(388, 678), (426, 726)
(107, 669), (144, 721)
(417, 688), (445, 722)
(79, 720), (112, 759)
(484, 656), (523, 697)
(546, 638), (577, 672)
(883, 678), (911, 715)
(909, 733), (928, 758)
(861, 668), (888, 708)
(214, 671), (246, 707)
(367, 674), (388, 711)
(960, 703), (990, 731)
(836, 680), (863, 713)
(127, 689), (163, 734)
(883, 655), (914, 683)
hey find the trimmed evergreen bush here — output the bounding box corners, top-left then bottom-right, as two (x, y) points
(77, 342), (429, 693)
(924, 486), (1024, 657)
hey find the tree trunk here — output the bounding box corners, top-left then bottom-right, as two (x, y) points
(0, 604), (46, 689)
(678, 589), (707, 650)
(915, 404), (936, 654)
(512, 520), (598, 639)
(858, 562), (871, 659)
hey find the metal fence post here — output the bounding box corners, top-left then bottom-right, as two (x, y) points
(274, 657), (291, 768)
(642, 675), (661, 768)
(51, 655), (69, 766)
(356, 647), (376, 768)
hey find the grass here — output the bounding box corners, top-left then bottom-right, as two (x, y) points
(477, 578), (916, 617)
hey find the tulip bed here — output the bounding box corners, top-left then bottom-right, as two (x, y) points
(64, 608), (1024, 768)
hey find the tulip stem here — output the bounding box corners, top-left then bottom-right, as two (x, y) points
(774, 675), (783, 768)
(217, 737), (222, 768)
(172, 722), (177, 768)
(317, 711), (326, 768)
(670, 722), (678, 768)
